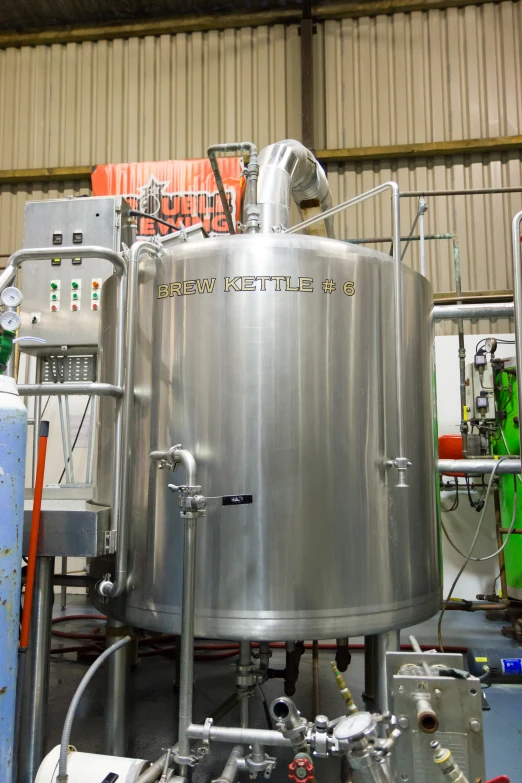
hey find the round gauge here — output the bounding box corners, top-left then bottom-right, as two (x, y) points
(0, 286), (23, 307)
(333, 711), (375, 741)
(485, 337), (497, 354)
(0, 310), (21, 332)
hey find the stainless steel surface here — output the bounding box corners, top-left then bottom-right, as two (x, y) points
(187, 724), (292, 748)
(400, 187), (522, 197)
(512, 211), (522, 452)
(389, 652), (485, 783)
(257, 140), (333, 236)
(95, 233), (440, 639)
(285, 182), (409, 487)
(42, 354), (96, 383)
(105, 620), (131, 756)
(23, 499), (110, 556)
(364, 631), (400, 712)
(18, 382), (123, 397)
(433, 301), (515, 320)
(19, 197), (132, 349)
(238, 641), (251, 729)
(438, 458), (521, 475)
(18, 556), (54, 783)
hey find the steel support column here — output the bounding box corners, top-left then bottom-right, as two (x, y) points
(18, 556), (54, 783)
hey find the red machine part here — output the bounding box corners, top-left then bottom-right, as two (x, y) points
(288, 756), (315, 783)
(438, 434), (465, 476)
(485, 777), (510, 783)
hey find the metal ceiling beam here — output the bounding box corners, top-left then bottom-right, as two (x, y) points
(316, 135), (522, 164)
(0, 0), (512, 49)
(0, 166), (92, 185)
(0, 135), (520, 185)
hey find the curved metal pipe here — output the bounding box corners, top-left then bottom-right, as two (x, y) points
(258, 140), (334, 237)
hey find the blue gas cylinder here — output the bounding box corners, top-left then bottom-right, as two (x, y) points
(0, 376), (27, 782)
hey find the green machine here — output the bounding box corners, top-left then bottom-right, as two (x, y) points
(493, 359), (522, 600)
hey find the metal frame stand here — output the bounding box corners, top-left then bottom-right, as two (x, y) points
(363, 631), (400, 713)
(18, 556), (54, 783)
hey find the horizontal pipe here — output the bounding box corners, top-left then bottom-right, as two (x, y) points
(401, 186), (522, 197)
(349, 233), (455, 244)
(433, 302), (514, 320)
(22, 574), (92, 588)
(438, 459), (521, 475)
(446, 600), (509, 611)
(499, 528), (522, 534)
(17, 383), (123, 397)
(187, 724), (292, 748)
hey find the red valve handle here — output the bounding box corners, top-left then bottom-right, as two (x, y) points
(485, 776), (510, 783)
(288, 757), (315, 783)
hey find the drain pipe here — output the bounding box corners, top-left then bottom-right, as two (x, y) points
(257, 140), (335, 237)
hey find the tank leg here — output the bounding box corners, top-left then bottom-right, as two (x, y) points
(18, 556), (54, 783)
(105, 619), (131, 756)
(237, 641), (252, 728)
(363, 630), (400, 713)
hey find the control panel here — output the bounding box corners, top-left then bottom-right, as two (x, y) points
(19, 196), (133, 352)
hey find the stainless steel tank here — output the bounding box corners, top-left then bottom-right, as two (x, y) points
(93, 233), (440, 640)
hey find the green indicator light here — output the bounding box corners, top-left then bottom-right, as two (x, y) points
(92, 292), (98, 299)
(51, 283), (58, 290)
(51, 294), (57, 300)
(72, 293), (78, 300)
(72, 282), (79, 289)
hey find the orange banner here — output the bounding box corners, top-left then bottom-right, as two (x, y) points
(91, 158), (242, 236)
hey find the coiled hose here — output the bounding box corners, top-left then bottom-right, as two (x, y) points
(56, 635), (132, 782)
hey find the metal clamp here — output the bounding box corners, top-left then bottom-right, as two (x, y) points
(387, 456), (412, 488)
(168, 484), (207, 518)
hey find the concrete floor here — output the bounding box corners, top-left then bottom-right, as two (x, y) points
(45, 597), (522, 782)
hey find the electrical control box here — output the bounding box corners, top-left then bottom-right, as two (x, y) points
(465, 359), (496, 420)
(19, 196), (134, 352)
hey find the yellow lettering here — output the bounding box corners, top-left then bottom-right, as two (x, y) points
(343, 281), (355, 296)
(169, 282), (182, 297)
(272, 276), (286, 291)
(256, 276), (271, 291)
(183, 280), (196, 295)
(285, 276), (299, 291)
(196, 278), (216, 294)
(241, 277), (256, 291)
(299, 277), (314, 292)
(224, 277), (241, 292)
(157, 284), (169, 299)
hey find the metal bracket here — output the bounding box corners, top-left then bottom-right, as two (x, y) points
(104, 529), (117, 554)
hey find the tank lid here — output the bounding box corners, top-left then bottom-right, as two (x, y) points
(0, 375), (20, 396)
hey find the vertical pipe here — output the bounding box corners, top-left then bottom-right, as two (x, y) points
(238, 641), (251, 729)
(363, 631), (400, 713)
(86, 396), (95, 484)
(494, 489), (509, 601)
(312, 640), (320, 717)
(419, 197), (427, 277)
(60, 557), (67, 611)
(32, 357), (42, 487)
(453, 236), (468, 458)
(391, 185), (408, 487)
(18, 556), (54, 783)
(105, 619), (131, 756)
(300, 0), (314, 151)
(57, 396), (71, 484)
(0, 377), (27, 780)
(512, 212), (522, 441)
(177, 514), (197, 775)
(64, 395), (75, 484)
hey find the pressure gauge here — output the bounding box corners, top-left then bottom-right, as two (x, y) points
(0, 310), (21, 332)
(485, 337), (497, 354)
(0, 286), (23, 307)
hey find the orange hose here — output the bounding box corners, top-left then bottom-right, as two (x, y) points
(20, 421), (49, 650)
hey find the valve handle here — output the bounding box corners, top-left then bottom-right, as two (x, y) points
(288, 756), (315, 783)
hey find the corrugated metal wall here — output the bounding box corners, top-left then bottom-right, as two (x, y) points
(0, 3), (520, 306)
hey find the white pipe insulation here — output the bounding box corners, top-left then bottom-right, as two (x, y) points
(35, 746), (148, 783)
